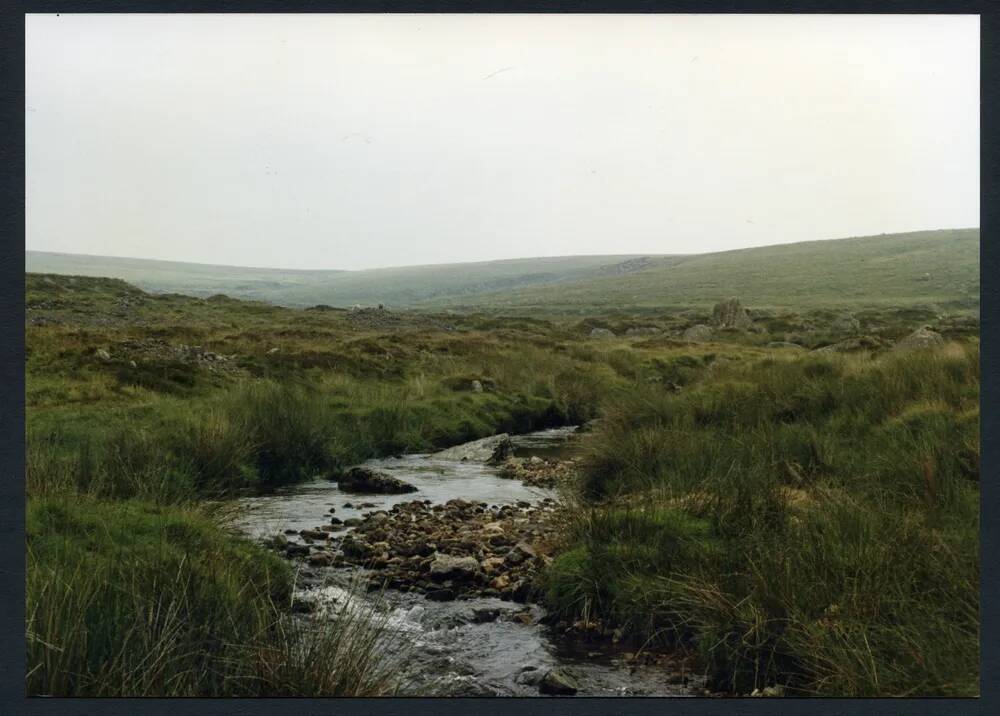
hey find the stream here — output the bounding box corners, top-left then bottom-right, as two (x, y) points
(235, 426), (705, 697)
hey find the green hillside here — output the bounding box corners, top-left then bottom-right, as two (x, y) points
(437, 229), (980, 312)
(25, 251), (648, 308)
(27, 228), (978, 312)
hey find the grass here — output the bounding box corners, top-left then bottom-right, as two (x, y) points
(28, 228), (978, 311)
(25, 271), (980, 696)
(544, 342), (980, 696)
(448, 229), (980, 312)
(24, 273), (626, 695)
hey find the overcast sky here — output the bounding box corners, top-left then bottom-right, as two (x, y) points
(26, 14), (979, 271)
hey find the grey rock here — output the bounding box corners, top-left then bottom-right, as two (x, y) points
(504, 541), (537, 567)
(831, 313), (860, 333)
(682, 324), (713, 342)
(813, 335), (883, 353)
(337, 467), (417, 494)
(299, 529), (329, 540)
(433, 434), (514, 465)
(712, 297), (752, 329)
(471, 380), (484, 393)
(471, 607), (501, 623)
(539, 668), (580, 695)
(426, 588), (456, 602)
(95, 348), (112, 361)
(766, 341), (804, 350)
(894, 327), (945, 351)
(515, 666), (544, 686)
(341, 537), (374, 560)
(429, 553), (481, 582)
(589, 327), (616, 339)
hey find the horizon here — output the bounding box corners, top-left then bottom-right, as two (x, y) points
(26, 14), (979, 271)
(26, 225), (979, 275)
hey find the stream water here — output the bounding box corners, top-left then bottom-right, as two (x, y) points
(235, 427), (704, 697)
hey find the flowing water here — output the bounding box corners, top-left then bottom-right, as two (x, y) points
(235, 427), (704, 697)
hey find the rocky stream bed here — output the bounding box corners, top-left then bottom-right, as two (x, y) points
(235, 427), (711, 697)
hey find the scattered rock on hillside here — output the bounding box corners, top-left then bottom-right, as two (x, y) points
(336, 466), (418, 494)
(766, 341), (804, 350)
(812, 336), (884, 353)
(346, 304), (400, 329)
(433, 434), (514, 464)
(589, 327), (615, 339)
(894, 327), (945, 351)
(831, 313), (861, 333)
(682, 324), (713, 342)
(95, 348), (112, 362)
(712, 297), (752, 330)
(625, 326), (660, 336)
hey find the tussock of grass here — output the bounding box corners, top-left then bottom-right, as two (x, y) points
(547, 343), (980, 696)
(26, 497), (401, 696)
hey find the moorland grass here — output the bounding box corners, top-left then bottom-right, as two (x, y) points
(544, 342), (980, 696)
(25, 273), (980, 696)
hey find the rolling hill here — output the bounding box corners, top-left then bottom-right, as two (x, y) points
(26, 228), (979, 312)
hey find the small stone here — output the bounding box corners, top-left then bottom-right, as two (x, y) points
(299, 529), (328, 540)
(307, 553), (334, 566)
(471, 607), (501, 623)
(539, 668), (580, 695)
(429, 553), (480, 582)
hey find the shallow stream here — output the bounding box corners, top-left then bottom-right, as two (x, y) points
(235, 427), (704, 697)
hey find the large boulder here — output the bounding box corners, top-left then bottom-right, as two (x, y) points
(711, 297), (752, 329)
(337, 467), (417, 494)
(894, 327), (945, 351)
(429, 553), (481, 582)
(433, 434), (514, 464)
(589, 327), (615, 339)
(683, 324), (713, 342)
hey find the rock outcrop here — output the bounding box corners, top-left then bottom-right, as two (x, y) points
(711, 297), (752, 329)
(894, 327), (945, 351)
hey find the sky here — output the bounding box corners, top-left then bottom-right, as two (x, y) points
(26, 14), (979, 271)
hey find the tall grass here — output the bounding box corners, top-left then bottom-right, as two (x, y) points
(546, 342), (980, 696)
(26, 496), (401, 696)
